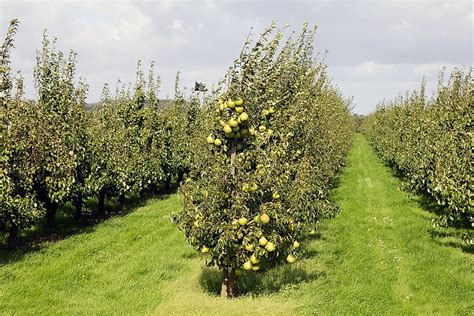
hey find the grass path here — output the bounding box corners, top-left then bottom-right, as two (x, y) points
(293, 135), (473, 314)
(0, 135), (472, 314)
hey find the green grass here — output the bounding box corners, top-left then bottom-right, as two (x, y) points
(0, 135), (472, 314)
(292, 135), (473, 314)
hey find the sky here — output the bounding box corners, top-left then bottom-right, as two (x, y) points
(0, 0), (472, 114)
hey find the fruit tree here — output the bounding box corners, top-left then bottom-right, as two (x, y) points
(176, 23), (355, 297)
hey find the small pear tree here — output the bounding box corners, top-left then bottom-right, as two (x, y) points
(68, 78), (89, 218)
(87, 61), (166, 210)
(156, 71), (191, 192)
(86, 83), (123, 213)
(1, 20), (45, 246)
(177, 23), (354, 297)
(31, 31), (88, 227)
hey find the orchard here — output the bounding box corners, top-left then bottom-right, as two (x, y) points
(0, 20), (201, 246)
(1, 14), (471, 313)
(363, 68), (473, 227)
(1, 20), (355, 297)
(0, 0), (474, 315)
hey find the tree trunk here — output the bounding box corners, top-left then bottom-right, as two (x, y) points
(98, 189), (106, 214)
(220, 268), (238, 298)
(177, 170), (185, 185)
(7, 222), (18, 249)
(46, 201), (58, 229)
(118, 193), (125, 210)
(230, 149), (236, 176)
(220, 149), (239, 298)
(37, 187), (57, 229)
(74, 193), (83, 219)
(164, 175), (172, 193)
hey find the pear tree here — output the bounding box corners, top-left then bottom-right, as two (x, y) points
(178, 23), (355, 297)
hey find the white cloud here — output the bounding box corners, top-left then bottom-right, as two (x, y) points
(169, 19), (184, 32)
(0, 0), (471, 114)
(354, 62), (397, 74)
(167, 19), (206, 33)
(390, 20), (412, 32)
(413, 63), (461, 76)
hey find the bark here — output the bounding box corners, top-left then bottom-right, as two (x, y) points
(220, 268), (238, 298)
(220, 149), (239, 298)
(7, 222), (18, 249)
(164, 175), (172, 192)
(37, 187), (58, 228)
(45, 201), (58, 229)
(73, 193), (83, 219)
(177, 170), (185, 185)
(98, 190), (106, 214)
(118, 193), (126, 211)
(230, 148), (236, 176)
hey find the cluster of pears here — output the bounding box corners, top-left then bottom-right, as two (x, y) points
(206, 134), (222, 146)
(229, 213), (299, 273)
(242, 182), (259, 192)
(207, 98), (253, 147)
(257, 106), (275, 137)
(237, 213), (273, 272)
(206, 98), (277, 146)
(220, 98), (252, 139)
(199, 209), (300, 267)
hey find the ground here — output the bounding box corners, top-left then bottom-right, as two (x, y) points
(0, 135), (472, 314)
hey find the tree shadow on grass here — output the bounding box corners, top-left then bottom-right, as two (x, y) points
(199, 264), (325, 297)
(404, 192), (473, 255)
(415, 195), (470, 227)
(0, 190), (176, 266)
(199, 240), (325, 297)
(377, 159), (473, 255)
(412, 195), (473, 254)
(431, 237), (473, 254)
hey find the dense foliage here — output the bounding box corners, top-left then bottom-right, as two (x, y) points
(1, 20), (355, 298)
(1, 20), (198, 246)
(363, 68), (473, 226)
(177, 24), (355, 297)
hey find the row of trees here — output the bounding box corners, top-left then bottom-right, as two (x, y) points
(362, 68), (473, 226)
(2, 20), (356, 297)
(1, 20), (198, 246)
(176, 23), (356, 297)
